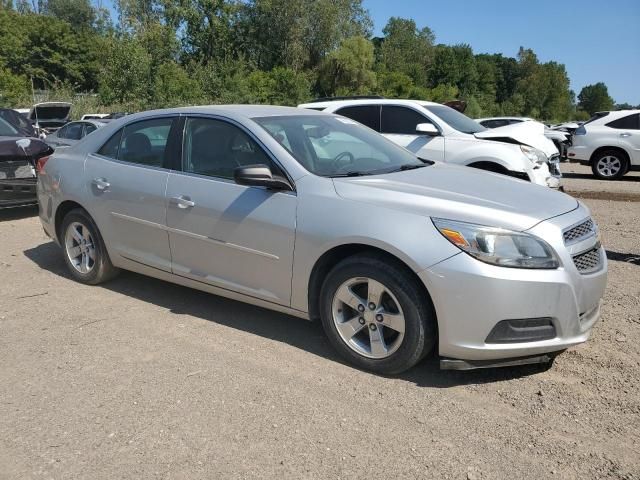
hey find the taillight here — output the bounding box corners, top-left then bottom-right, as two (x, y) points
(36, 155), (50, 175)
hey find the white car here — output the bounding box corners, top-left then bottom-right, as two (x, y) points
(477, 116), (571, 158)
(300, 99), (561, 188)
(567, 110), (640, 180)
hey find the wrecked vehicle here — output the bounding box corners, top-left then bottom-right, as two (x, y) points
(0, 118), (53, 208)
(299, 98), (562, 188)
(26, 102), (73, 136)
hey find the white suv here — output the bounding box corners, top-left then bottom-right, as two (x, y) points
(299, 99), (561, 188)
(567, 110), (640, 180)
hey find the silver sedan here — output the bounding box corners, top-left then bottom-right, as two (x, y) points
(44, 120), (106, 148)
(37, 106), (607, 374)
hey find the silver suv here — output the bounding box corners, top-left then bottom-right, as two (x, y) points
(37, 106), (607, 374)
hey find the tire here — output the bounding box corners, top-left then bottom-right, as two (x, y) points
(60, 208), (119, 284)
(591, 149), (628, 180)
(319, 253), (436, 375)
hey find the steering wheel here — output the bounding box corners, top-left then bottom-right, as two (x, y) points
(332, 151), (355, 170)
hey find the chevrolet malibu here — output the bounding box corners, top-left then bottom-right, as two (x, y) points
(37, 106), (607, 374)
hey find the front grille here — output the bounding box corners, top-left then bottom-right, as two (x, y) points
(573, 247), (602, 274)
(563, 219), (595, 244)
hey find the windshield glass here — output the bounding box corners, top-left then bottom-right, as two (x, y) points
(253, 115), (424, 177)
(423, 105), (486, 134)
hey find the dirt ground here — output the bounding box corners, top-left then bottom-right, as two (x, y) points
(1, 163), (639, 480)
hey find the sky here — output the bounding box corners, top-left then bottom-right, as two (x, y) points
(364, 0), (640, 105)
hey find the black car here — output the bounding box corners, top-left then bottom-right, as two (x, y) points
(0, 112), (53, 209)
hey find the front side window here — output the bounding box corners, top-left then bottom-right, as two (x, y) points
(182, 117), (278, 180)
(381, 106), (431, 134)
(606, 114), (639, 130)
(335, 105), (381, 131)
(423, 105), (486, 134)
(254, 115), (424, 177)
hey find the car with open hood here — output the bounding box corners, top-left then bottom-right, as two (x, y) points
(299, 98), (562, 188)
(37, 106), (606, 374)
(26, 102), (73, 135)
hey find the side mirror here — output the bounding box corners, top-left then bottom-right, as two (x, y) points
(233, 164), (292, 191)
(416, 123), (440, 136)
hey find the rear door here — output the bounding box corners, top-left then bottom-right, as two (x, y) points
(380, 105), (445, 162)
(83, 116), (179, 271)
(165, 116), (297, 305)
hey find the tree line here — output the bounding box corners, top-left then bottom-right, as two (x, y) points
(0, 0), (633, 121)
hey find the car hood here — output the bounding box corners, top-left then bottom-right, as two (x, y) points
(332, 163), (578, 231)
(475, 121), (558, 157)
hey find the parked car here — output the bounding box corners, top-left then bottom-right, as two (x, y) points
(476, 116), (571, 159)
(0, 117), (53, 208)
(25, 102), (73, 136)
(0, 108), (37, 137)
(44, 120), (106, 148)
(299, 99), (562, 188)
(37, 106), (607, 374)
(567, 110), (640, 179)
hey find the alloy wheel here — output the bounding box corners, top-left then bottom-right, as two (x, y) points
(596, 155), (622, 177)
(331, 277), (406, 359)
(64, 221), (96, 274)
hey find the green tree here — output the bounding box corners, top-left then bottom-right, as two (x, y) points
(98, 36), (151, 107)
(44, 0), (96, 30)
(578, 83), (615, 115)
(318, 36), (376, 96)
(376, 17), (434, 87)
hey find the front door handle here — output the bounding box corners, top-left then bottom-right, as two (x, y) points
(170, 195), (195, 209)
(92, 178), (110, 191)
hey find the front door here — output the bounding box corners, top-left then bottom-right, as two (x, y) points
(165, 116), (297, 306)
(84, 116), (178, 272)
(380, 105), (445, 162)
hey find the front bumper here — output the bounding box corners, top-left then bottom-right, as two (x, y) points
(420, 207), (607, 362)
(527, 160), (562, 189)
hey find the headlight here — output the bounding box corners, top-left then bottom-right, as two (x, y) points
(520, 145), (547, 164)
(433, 218), (559, 269)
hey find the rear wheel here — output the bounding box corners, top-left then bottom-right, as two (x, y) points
(61, 209), (119, 284)
(319, 253), (436, 375)
(591, 150), (628, 180)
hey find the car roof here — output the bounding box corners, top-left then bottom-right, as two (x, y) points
(118, 105), (327, 123)
(477, 117), (533, 122)
(298, 99), (442, 110)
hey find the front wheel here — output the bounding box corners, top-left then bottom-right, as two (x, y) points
(319, 253), (436, 375)
(591, 150), (628, 180)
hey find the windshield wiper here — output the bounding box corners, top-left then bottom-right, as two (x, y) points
(386, 164), (427, 173)
(329, 171), (370, 177)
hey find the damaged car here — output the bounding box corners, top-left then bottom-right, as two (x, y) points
(299, 98), (562, 188)
(26, 102), (73, 136)
(0, 117), (53, 208)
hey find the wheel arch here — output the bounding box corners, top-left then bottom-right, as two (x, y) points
(589, 146), (630, 164)
(307, 243), (436, 325)
(54, 200), (88, 243)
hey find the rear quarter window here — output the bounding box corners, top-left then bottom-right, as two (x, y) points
(606, 114), (639, 130)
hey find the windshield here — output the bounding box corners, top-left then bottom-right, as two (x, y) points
(253, 115), (424, 177)
(423, 105), (486, 134)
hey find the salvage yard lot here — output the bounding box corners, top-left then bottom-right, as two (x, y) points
(1, 164), (639, 479)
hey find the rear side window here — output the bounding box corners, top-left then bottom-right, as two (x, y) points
(97, 129), (123, 158)
(335, 105), (381, 131)
(381, 106), (431, 135)
(64, 123), (83, 140)
(96, 117), (175, 166)
(606, 114), (639, 130)
(84, 123), (97, 136)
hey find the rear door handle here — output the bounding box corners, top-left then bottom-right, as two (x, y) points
(620, 132), (632, 138)
(170, 195), (195, 209)
(92, 178), (110, 191)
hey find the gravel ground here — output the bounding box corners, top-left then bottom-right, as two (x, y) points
(1, 165), (639, 480)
